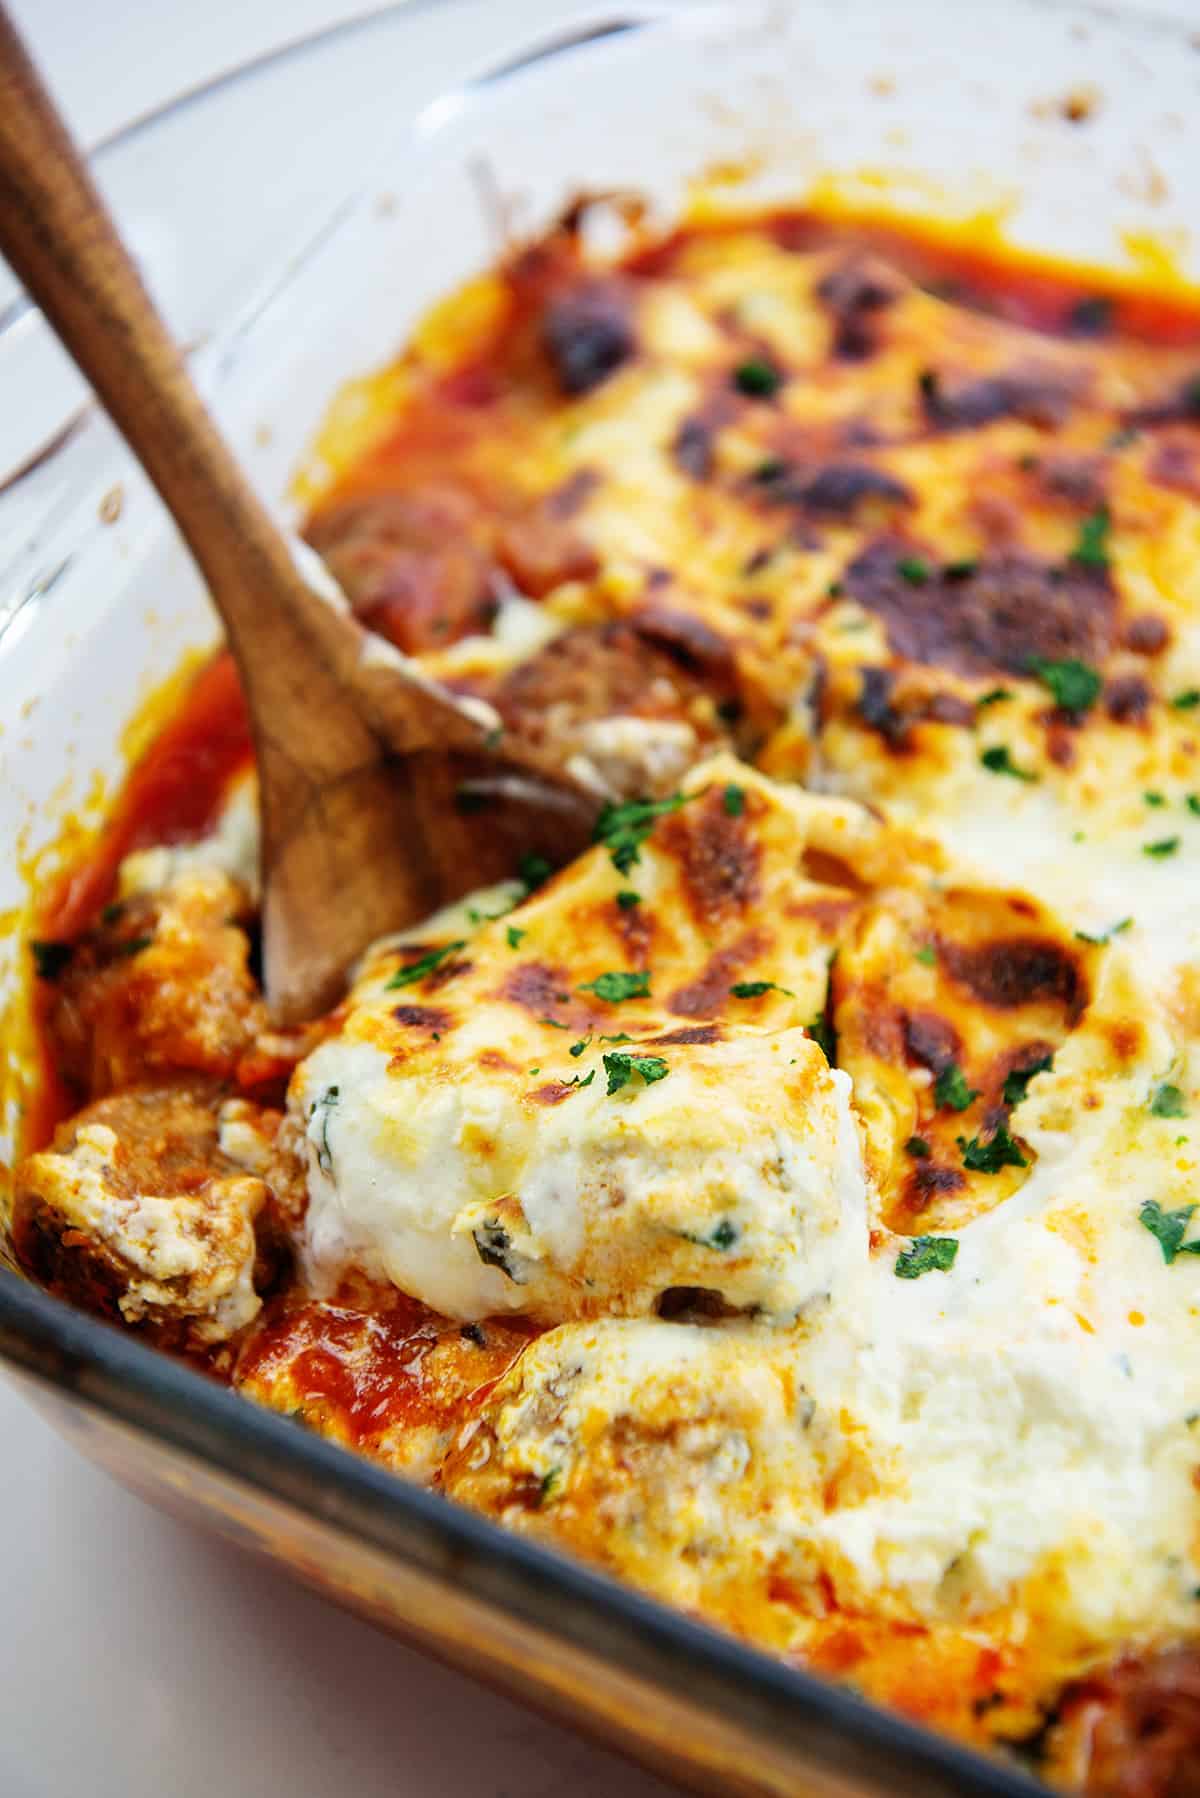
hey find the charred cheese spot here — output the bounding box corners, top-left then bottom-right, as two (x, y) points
(843, 541), (1115, 679)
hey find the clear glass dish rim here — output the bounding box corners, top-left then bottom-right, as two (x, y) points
(4, 3), (1197, 1792)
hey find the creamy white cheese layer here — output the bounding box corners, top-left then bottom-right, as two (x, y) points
(296, 1029), (866, 1325)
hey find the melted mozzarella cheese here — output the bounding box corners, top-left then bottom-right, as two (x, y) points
(294, 758), (874, 1324)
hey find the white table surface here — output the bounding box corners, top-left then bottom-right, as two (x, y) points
(3, 4), (1196, 1796)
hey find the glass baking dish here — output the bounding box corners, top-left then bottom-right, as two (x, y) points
(2, 2), (1197, 1791)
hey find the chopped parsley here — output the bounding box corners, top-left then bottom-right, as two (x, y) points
(896, 555), (930, 586)
(506, 925), (526, 950)
(905, 1135), (931, 1158)
(935, 1062), (979, 1112)
(1143, 836), (1181, 858)
(471, 1221), (524, 1281)
(895, 1235), (959, 1279)
(569, 1039), (589, 1057)
(915, 945), (937, 967)
(1144, 791), (1166, 808)
(976, 687), (1013, 708)
(958, 1124), (1028, 1173)
(1138, 1199), (1200, 1265)
(593, 792), (690, 875)
(578, 970), (651, 1003)
(1188, 796), (1200, 818)
(1003, 1054), (1053, 1108)
(603, 1051), (669, 1095)
(685, 1218), (738, 1251)
(733, 357), (782, 398)
(566, 1069), (596, 1090)
(31, 939), (72, 979)
(1028, 655), (1102, 717)
(113, 935), (154, 958)
(1075, 917), (1132, 945)
(540, 1017), (569, 1029)
(616, 890), (641, 909)
(310, 1085), (340, 1177)
(980, 744), (1038, 782)
(807, 1014), (836, 1063)
(730, 979), (796, 999)
(1070, 506), (1111, 569)
(1171, 689), (1200, 711)
(1150, 1082), (1188, 1119)
(518, 852), (553, 891)
(386, 940), (466, 989)
(723, 783), (745, 817)
(538, 1467), (563, 1505)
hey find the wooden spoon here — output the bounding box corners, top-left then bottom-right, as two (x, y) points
(0, 9), (596, 1022)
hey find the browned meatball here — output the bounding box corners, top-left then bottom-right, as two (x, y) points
(1044, 1649), (1200, 1798)
(304, 485), (498, 653)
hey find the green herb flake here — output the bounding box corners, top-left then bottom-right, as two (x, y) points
(1070, 507), (1111, 569)
(540, 1017), (569, 1030)
(915, 945), (937, 967)
(695, 1218), (738, 1251)
(976, 687), (1013, 708)
(896, 555), (930, 586)
(506, 925), (526, 950)
(944, 558), (979, 580)
(386, 940), (467, 990)
(1028, 656), (1102, 716)
(895, 1235), (959, 1279)
(603, 1051), (669, 1095)
(518, 852), (553, 891)
(980, 745), (1038, 782)
(1075, 917), (1132, 945)
(1144, 791), (1166, 809)
(905, 1135), (931, 1158)
(310, 1085), (340, 1177)
(1188, 796), (1200, 818)
(1143, 836), (1181, 859)
(567, 1069), (596, 1090)
(616, 890), (641, 910)
(1171, 689), (1200, 711)
(730, 979), (796, 1000)
(578, 970), (651, 1003)
(1150, 1083), (1188, 1119)
(733, 357), (782, 398)
(569, 1039), (589, 1058)
(538, 1466), (563, 1505)
(1139, 1199), (1200, 1265)
(31, 939), (72, 980)
(958, 1124), (1029, 1173)
(593, 791), (690, 875)
(723, 783), (746, 817)
(807, 1015), (836, 1063)
(1003, 1054), (1053, 1109)
(935, 1062), (979, 1112)
(113, 935), (155, 959)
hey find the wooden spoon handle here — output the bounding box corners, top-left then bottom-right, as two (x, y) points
(0, 8), (490, 763)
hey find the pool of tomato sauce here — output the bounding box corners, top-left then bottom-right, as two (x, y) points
(25, 210), (1200, 1433)
(236, 1288), (536, 1449)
